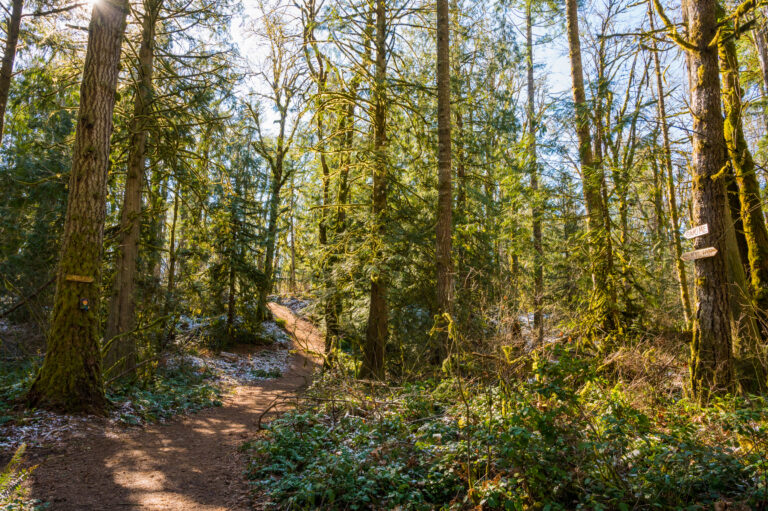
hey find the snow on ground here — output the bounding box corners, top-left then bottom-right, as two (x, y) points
(0, 319), (295, 454)
(261, 320), (291, 346)
(0, 411), (105, 452)
(271, 295), (310, 315)
(167, 347), (290, 386)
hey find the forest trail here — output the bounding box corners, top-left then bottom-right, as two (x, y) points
(26, 302), (323, 510)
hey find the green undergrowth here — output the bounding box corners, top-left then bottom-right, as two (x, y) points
(244, 345), (768, 510)
(0, 360), (38, 426)
(0, 357), (222, 426)
(0, 444), (45, 510)
(107, 361), (223, 424)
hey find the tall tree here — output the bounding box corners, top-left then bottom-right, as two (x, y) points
(250, 1), (305, 321)
(717, 22), (768, 391)
(719, 27), (768, 326)
(300, 0), (338, 360)
(647, 1), (692, 327)
(434, 0), (453, 362)
(565, 0), (616, 333)
(655, 0), (734, 398)
(525, 0), (543, 345)
(0, 0), (23, 144)
(361, 0), (388, 379)
(104, 0), (163, 377)
(26, 0), (129, 413)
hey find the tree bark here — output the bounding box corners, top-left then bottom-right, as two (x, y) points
(648, 3), (692, 327)
(718, 29), (768, 390)
(157, 183), (179, 350)
(104, 0), (161, 377)
(720, 33), (768, 316)
(679, 0), (734, 400)
(361, 0), (388, 380)
(258, 164), (283, 318)
(434, 0), (453, 362)
(286, 175), (295, 293)
(0, 0), (23, 144)
(526, 0), (543, 345)
(565, 0), (615, 331)
(27, 0), (129, 414)
(753, 10), (768, 106)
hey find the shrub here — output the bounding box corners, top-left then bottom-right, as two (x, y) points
(108, 362), (222, 424)
(245, 346), (768, 510)
(0, 444), (40, 510)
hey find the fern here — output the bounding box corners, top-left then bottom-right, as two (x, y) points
(0, 443), (36, 508)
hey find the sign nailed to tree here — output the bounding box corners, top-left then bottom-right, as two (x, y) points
(683, 224), (709, 239)
(65, 274), (94, 283)
(681, 247), (718, 261)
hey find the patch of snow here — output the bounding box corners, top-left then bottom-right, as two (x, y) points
(261, 320), (291, 346)
(0, 410), (101, 452)
(166, 345), (290, 386)
(204, 349), (290, 385)
(176, 315), (212, 332)
(1, 321), (295, 453)
(273, 296), (310, 314)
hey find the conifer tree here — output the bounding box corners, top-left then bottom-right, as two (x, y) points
(27, 0), (130, 413)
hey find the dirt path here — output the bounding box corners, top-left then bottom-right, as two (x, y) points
(27, 303), (323, 510)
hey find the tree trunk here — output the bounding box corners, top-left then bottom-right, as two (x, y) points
(680, 0), (734, 400)
(27, 0), (129, 414)
(0, 0), (23, 144)
(258, 165), (282, 319)
(434, 0), (453, 363)
(650, 150), (666, 244)
(319, 109), (338, 356)
(720, 34), (768, 315)
(289, 176), (296, 293)
(526, 0), (543, 345)
(753, 10), (768, 105)
(718, 31), (768, 390)
(325, 80), (358, 364)
(159, 185), (179, 349)
(565, 0), (615, 331)
(361, 0), (388, 380)
(104, 0), (161, 377)
(226, 246), (236, 337)
(648, 3), (692, 327)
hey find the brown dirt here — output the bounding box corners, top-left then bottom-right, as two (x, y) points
(25, 302), (323, 510)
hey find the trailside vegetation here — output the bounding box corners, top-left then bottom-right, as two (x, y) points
(1, 0), (768, 507)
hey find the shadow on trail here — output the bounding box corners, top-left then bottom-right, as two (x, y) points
(28, 302), (322, 510)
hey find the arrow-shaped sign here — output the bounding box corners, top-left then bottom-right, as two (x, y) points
(681, 247), (718, 261)
(683, 224), (709, 239)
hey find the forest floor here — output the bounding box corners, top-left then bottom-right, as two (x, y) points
(22, 302), (323, 510)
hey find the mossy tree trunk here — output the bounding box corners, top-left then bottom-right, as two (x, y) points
(718, 28), (768, 391)
(325, 78), (358, 364)
(27, 0), (129, 414)
(648, 2), (692, 327)
(361, 0), (388, 380)
(257, 167), (283, 319)
(678, 0), (734, 400)
(301, 0), (339, 361)
(565, 0), (616, 333)
(104, 0), (162, 378)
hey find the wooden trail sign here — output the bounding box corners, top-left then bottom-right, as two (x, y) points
(65, 274), (94, 283)
(683, 223), (709, 239)
(681, 247), (718, 261)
